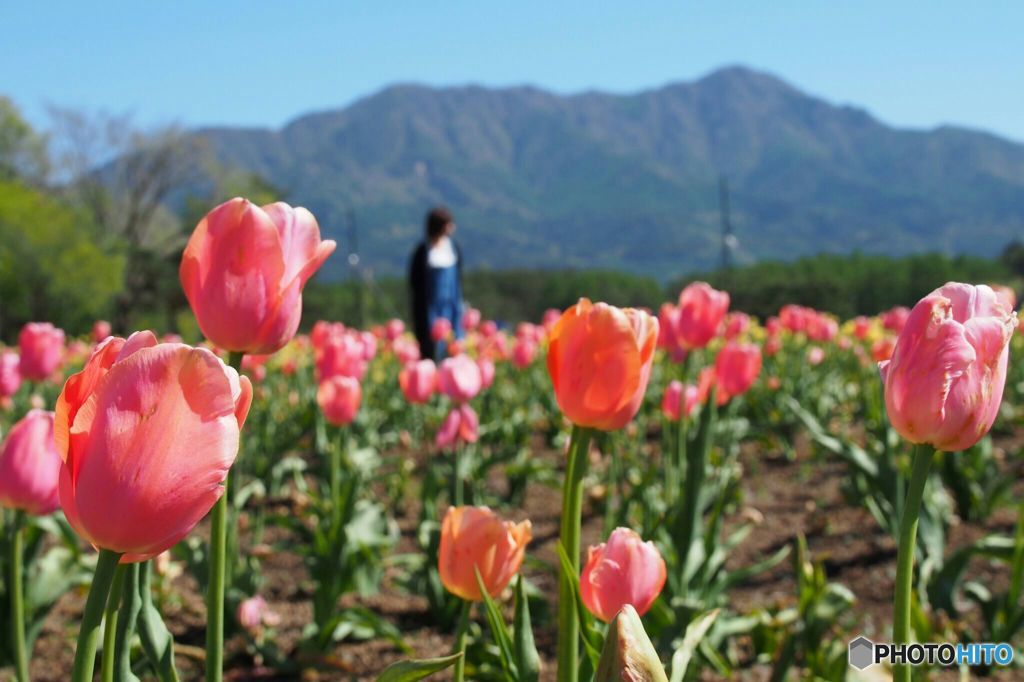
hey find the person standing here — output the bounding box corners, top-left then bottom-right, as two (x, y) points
(409, 206), (465, 360)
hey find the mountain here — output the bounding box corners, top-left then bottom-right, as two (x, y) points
(194, 66), (1024, 281)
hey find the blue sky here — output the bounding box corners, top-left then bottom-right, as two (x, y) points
(3, 1), (1022, 140)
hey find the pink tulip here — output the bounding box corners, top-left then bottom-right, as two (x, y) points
(779, 305), (812, 334)
(765, 316), (783, 336)
(992, 285), (1017, 313)
(399, 359), (437, 404)
(55, 332), (252, 562)
(675, 282), (729, 350)
(882, 306), (911, 333)
(316, 331), (367, 381)
(724, 312), (751, 340)
(431, 318), (453, 342)
(385, 318), (406, 341)
(542, 308), (562, 333)
(91, 320), (112, 344)
(477, 357), (496, 389)
(463, 307), (482, 331)
(661, 380), (698, 422)
(180, 198), (336, 354)
(438, 354), (483, 403)
(317, 375), (362, 426)
(0, 410), (62, 515)
(512, 337), (538, 369)
(393, 337), (421, 364)
(580, 528), (667, 623)
(807, 346), (825, 366)
(880, 283), (1016, 452)
(480, 320), (499, 338)
(18, 322), (65, 381)
(0, 350), (21, 399)
(236, 596), (280, 634)
(436, 404), (479, 449)
(715, 342), (762, 404)
(806, 313), (838, 343)
(764, 335), (782, 357)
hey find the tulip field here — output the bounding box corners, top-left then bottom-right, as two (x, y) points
(2, 200), (1024, 681)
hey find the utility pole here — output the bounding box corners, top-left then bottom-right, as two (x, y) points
(346, 208), (366, 328)
(719, 175), (734, 271)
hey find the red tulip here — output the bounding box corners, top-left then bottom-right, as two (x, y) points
(399, 359), (437, 404)
(547, 299), (658, 431)
(675, 282), (729, 350)
(853, 316), (871, 340)
(18, 322), (65, 381)
(55, 332), (252, 562)
(580, 528), (666, 623)
(881, 283), (1015, 451)
(872, 336), (896, 362)
(0, 410), (62, 515)
(438, 506), (531, 601)
(436, 404), (479, 449)
(438, 354), (483, 403)
(180, 198), (336, 354)
(714, 342), (762, 404)
(317, 375), (362, 426)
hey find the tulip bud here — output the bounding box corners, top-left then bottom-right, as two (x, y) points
(399, 359), (438, 404)
(594, 605), (669, 682)
(438, 354), (483, 403)
(18, 322), (65, 381)
(317, 375), (362, 426)
(881, 283), (1015, 452)
(581, 528), (666, 623)
(180, 198), (336, 354)
(55, 332), (252, 562)
(675, 282), (729, 350)
(438, 506), (531, 601)
(0, 410), (61, 515)
(547, 299), (658, 431)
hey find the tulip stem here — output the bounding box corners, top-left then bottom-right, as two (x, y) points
(557, 424), (593, 682)
(675, 394), (716, 597)
(452, 599), (472, 682)
(72, 549), (123, 682)
(100, 564), (127, 682)
(207, 350), (244, 682)
(892, 446), (934, 682)
(452, 445), (464, 507)
(9, 511), (28, 682)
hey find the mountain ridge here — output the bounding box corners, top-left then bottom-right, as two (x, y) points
(193, 66), (1024, 281)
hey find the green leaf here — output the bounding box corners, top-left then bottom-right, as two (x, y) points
(669, 608), (719, 682)
(474, 568), (517, 679)
(555, 541), (602, 667)
(375, 652), (464, 682)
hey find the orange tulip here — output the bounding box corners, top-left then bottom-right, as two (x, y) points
(55, 332), (252, 563)
(438, 506), (531, 601)
(546, 299), (658, 431)
(180, 198), (336, 354)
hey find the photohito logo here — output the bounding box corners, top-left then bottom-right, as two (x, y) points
(848, 636), (1014, 669)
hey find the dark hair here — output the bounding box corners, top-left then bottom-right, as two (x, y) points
(425, 206), (453, 240)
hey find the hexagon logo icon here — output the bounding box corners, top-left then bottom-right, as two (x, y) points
(848, 636), (874, 670)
